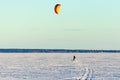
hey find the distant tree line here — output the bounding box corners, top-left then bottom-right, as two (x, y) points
(0, 49), (120, 53)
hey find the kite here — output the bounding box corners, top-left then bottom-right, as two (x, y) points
(54, 4), (61, 14)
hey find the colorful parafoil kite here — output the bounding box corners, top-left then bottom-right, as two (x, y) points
(54, 4), (61, 14)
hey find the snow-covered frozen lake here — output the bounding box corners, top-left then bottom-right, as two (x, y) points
(0, 53), (119, 80)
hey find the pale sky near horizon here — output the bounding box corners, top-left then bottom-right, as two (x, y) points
(0, 0), (120, 49)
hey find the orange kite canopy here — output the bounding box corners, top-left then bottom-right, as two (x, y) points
(54, 4), (61, 14)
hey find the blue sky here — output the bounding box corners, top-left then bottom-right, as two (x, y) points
(0, 0), (120, 49)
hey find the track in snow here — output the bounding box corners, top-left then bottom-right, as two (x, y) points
(74, 60), (93, 80)
(64, 60), (93, 80)
(79, 67), (93, 80)
(64, 67), (93, 80)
